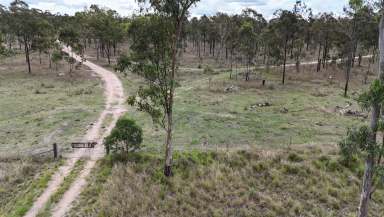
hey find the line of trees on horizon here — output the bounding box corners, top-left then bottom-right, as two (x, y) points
(2, 1), (384, 217)
(0, 0), (380, 93)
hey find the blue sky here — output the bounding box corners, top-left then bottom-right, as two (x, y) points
(0, 0), (348, 19)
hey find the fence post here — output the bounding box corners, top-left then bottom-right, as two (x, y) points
(53, 143), (58, 160)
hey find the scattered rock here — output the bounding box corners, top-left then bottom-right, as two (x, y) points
(256, 102), (272, 107)
(339, 109), (367, 118)
(34, 89), (47, 94)
(334, 102), (366, 118)
(248, 102), (272, 110)
(280, 107), (289, 113)
(315, 122), (323, 126)
(224, 85), (239, 93)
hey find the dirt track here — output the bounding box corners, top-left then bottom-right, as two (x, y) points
(23, 46), (125, 217)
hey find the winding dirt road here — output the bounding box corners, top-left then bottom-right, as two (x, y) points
(22, 46), (373, 217)
(23, 46), (126, 217)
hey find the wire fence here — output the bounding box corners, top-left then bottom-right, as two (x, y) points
(0, 143), (58, 161)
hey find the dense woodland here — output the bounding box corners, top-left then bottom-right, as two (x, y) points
(0, 0), (379, 90)
(2, 0), (384, 217)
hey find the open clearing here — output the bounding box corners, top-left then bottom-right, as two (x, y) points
(0, 52), (104, 217)
(2, 1), (384, 216)
(85, 46), (372, 150)
(67, 147), (384, 217)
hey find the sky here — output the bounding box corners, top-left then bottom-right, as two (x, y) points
(0, 0), (349, 19)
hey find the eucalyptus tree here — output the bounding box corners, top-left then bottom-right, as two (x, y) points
(343, 0), (365, 96)
(340, 27), (384, 217)
(240, 9), (267, 66)
(199, 15), (210, 55)
(32, 14), (55, 65)
(211, 12), (230, 62)
(272, 10), (299, 84)
(260, 21), (281, 74)
(312, 13), (338, 72)
(290, 0), (310, 72)
(9, 0), (37, 73)
(339, 2), (384, 216)
(225, 14), (242, 70)
(188, 17), (202, 57)
(0, 4), (12, 50)
(85, 5), (124, 64)
(117, 0), (199, 177)
(357, 5), (379, 83)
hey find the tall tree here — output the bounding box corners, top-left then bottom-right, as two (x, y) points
(118, 0), (199, 177)
(9, 0), (36, 73)
(238, 21), (257, 81)
(339, 3), (384, 217)
(356, 3), (384, 216)
(272, 10), (299, 84)
(344, 0), (364, 96)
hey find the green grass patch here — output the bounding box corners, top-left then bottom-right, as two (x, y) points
(0, 53), (104, 216)
(67, 148), (384, 217)
(0, 159), (63, 217)
(65, 157), (114, 216)
(36, 159), (86, 217)
(118, 68), (367, 151)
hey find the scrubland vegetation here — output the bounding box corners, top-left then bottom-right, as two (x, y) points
(68, 148), (384, 217)
(2, 0), (384, 216)
(0, 53), (103, 216)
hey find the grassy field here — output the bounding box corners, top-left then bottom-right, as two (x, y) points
(79, 44), (375, 151)
(37, 159), (86, 217)
(67, 146), (384, 217)
(0, 157), (63, 217)
(71, 47), (381, 217)
(0, 53), (104, 153)
(0, 53), (104, 216)
(112, 61), (372, 151)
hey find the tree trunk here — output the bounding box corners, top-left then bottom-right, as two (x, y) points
(357, 16), (384, 217)
(24, 38), (31, 74)
(49, 52), (52, 69)
(164, 109), (173, 176)
(39, 50), (42, 65)
(203, 34), (206, 55)
(106, 43), (111, 65)
(317, 43), (322, 72)
(282, 37), (288, 85)
(364, 56), (372, 84)
(344, 51), (353, 97)
(323, 36), (328, 69)
(358, 54), (362, 67)
(164, 17), (184, 177)
(96, 41), (100, 60)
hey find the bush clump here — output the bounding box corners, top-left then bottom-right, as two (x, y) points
(203, 65), (214, 74)
(104, 117), (143, 154)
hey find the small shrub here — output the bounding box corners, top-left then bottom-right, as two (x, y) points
(287, 152), (304, 162)
(41, 83), (55, 89)
(327, 159), (343, 172)
(267, 83), (275, 90)
(203, 65), (214, 74)
(104, 117), (143, 154)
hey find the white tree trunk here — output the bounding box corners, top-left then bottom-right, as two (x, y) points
(357, 15), (384, 217)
